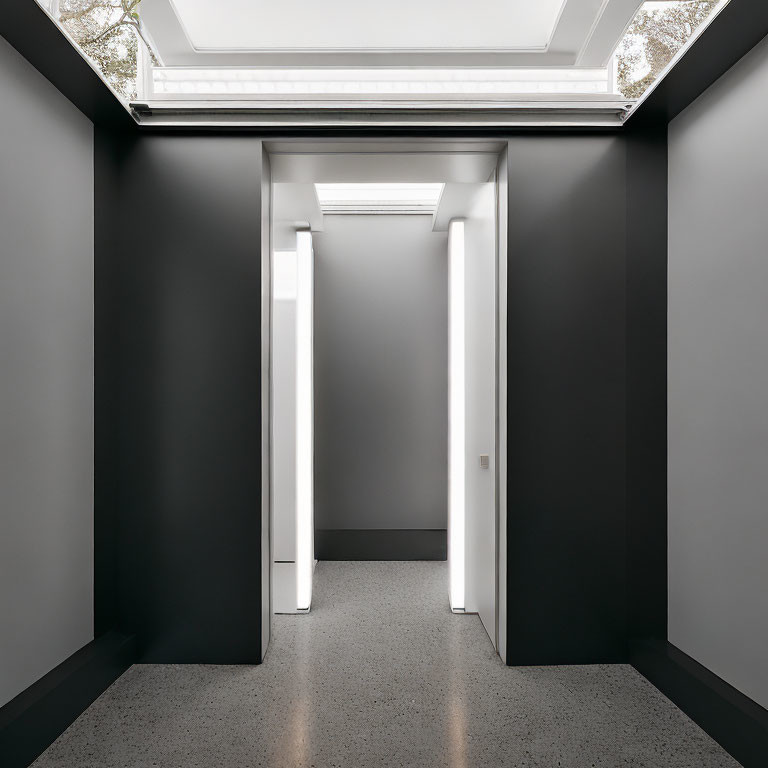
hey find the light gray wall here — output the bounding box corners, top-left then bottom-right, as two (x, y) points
(0, 36), (94, 706)
(668, 34), (768, 710)
(313, 215), (448, 531)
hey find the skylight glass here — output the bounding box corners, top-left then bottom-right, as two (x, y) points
(167, 0), (564, 52)
(614, 0), (728, 101)
(36, 0), (157, 102)
(315, 184), (445, 215)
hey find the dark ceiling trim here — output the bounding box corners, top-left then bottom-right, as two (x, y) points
(0, 0), (133, 128)
(130, 102), (628, 130)
(628, 0), (768, 129)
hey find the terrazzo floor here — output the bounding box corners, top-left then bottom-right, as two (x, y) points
(33, 561), (739, 767)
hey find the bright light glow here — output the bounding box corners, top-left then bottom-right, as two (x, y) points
(448, 220), (465, 611)
(150, 68), (612, 98)
(315, 183), (445, 215)
(166, 0), (563, 51)
(295, 231), (313, 611)
(273, 250), (297, 300)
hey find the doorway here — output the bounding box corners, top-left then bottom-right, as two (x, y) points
(261, 140), (508, 661)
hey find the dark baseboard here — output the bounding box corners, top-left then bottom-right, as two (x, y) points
(631, 639), (768, 768)
(315, 529), (447, 560)
(0, 631), (137, 768)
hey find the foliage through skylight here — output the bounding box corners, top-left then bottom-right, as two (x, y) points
(615, 0), (723, 100)
(39, 0), (156, 101)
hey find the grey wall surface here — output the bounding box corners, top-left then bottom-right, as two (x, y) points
(95, 132), (265, 662)
(313, 215), (448, 537)
(0, 35), (94, 707)
(668, 34), (768, 710)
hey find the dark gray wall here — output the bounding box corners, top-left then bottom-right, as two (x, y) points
(95, 132), (265, 663)
(505, 136), (628, 664)
(92, 131), (662, 666)
(313, 215), (448, 549)
(668, 34), (768, 711)
(626, 125), (668, 648)
(0, 34), (94, 708)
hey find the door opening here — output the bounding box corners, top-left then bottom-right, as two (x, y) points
(261, 140), (508, 662)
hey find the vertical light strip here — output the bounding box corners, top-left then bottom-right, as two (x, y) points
(448, 220), (466, 611)
(295, 231), (313, 611)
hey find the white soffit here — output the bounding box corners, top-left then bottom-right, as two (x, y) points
(168, 0), (565, 52)
(273, 183), (324, 232)
(433, 184), (493, 231)
(269, 152), (500, 184)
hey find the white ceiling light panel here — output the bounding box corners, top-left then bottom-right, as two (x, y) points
(151, 67), (611, 97)
(168, 0), (565, 52)
(314, 183), (445, 215)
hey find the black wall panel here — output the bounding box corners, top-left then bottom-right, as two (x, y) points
(505, 136), (628, 664)
(94, 130), (662, 668)
(95, 132), (265, 662)
(96, 131), (645, 667)
(94, 130), (126, 638)
(625, 127), (668, 643)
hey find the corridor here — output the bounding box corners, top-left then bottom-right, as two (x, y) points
(33, 563), (736, 767)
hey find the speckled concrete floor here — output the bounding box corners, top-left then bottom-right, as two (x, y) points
(33, 561), (738, 767)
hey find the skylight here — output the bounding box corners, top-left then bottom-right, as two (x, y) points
(314, 184), (445, 215)
(614, 0), (729, 101)
(167, 0), (565, 52)
(33, 0), (732, 126)
(38, 0), (155, 102)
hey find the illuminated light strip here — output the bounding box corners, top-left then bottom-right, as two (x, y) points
(315, 183), (445, 215)
(150, 68), (612, 97)
(295, 231), (314, 611)
(448, 220), (466, 612)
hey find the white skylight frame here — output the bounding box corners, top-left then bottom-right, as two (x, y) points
(315, 183), (445, 215)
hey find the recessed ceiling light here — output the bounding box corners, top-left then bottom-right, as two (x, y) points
(314, 183), (445, 215)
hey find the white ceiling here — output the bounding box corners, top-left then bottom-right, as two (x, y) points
(270, 146), (502, 244)
(143, 0), (643, 68)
